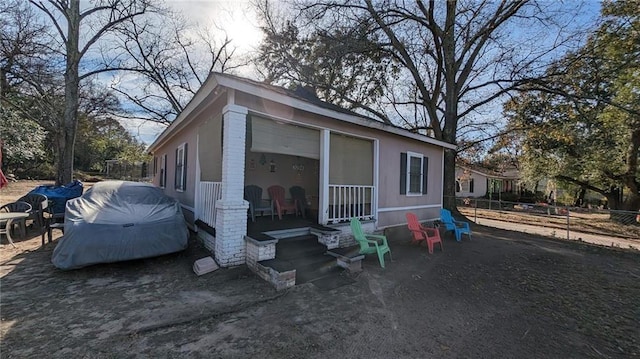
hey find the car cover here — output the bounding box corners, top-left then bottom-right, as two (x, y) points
(52, 181), (189, 270)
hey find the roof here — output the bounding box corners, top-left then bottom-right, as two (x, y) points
(457, 164), (520, 180)
(148, 72), (457, 152)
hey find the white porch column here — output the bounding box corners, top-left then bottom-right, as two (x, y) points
(194, 132), (201, 221)
(319, 129), (330, 225)
(372, 139), (379, 223)
(214, 104), (249, 266)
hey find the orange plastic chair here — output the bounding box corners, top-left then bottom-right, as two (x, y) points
(267, 185), (299, 220)
(406, 212), (443, 254)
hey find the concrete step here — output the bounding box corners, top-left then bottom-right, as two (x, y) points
(259, 234), (355, 289)
(276, 235), (325, 260)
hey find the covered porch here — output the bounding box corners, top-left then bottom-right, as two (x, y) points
(192, 105), (379, 269)
(194, 108), (376, 235)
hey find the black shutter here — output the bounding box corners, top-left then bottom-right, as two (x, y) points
(182, 143), (188, 190)
(163, 155), (167, 187)
(422, 157), (428, 194)
(175, 148), (179, 189)
(400, 152), (407, 194)
(246, 116), (251, 149)
(470, 178), (474, 193)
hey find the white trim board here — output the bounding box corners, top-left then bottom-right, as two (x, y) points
(377, 204), (442, 213)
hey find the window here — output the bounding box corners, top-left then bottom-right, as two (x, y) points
(400, 152), (428, 196)
(457, 178), (475, 193)
(153, 156), (158, 175)
(159, 154), (167, 188)
(175, 143), (188, 191)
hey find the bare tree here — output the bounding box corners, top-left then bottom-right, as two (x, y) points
(258, 0), (588, 210)
(1, 0), (48, 97)
(107, 12), (246, 125)
(255, 0), (396, 123)
(29, 0), (151, 184)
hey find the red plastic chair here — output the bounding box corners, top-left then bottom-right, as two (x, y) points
(406, 212), (443, 254)
(267, 185), (298, 220)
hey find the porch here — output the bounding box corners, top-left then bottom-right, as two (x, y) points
(195, 180), (368, 290)
(193, 106), (377, 268)
(195, 181), (375, 231)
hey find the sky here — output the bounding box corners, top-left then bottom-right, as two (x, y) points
(167, 0), (263, 50)
(117, 0), (265, 146)
(120, 0), (603, 147)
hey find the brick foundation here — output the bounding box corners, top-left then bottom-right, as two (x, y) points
(197, 230), (216, 251)
(253, 262), (296, 291)
(245, 236), (277, 270)
(310, 228), (340, 249)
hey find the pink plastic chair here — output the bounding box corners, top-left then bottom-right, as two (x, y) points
(406, 212), (443, 254)
(267, 185), (298, 220)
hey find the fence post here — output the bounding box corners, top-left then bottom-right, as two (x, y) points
(566, 207), (570, 240)
(474, 199), (477, 223)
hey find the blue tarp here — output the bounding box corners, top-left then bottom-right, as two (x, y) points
(30, 180), (83, 214)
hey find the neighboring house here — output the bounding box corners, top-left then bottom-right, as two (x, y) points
(455, 165), (519, 198)
(147, 72), (456, 268)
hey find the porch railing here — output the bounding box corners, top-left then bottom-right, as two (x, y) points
(328, 184), (374, 223)
(197, 181), (222, 228)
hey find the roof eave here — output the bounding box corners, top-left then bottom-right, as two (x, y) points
(147, 73), (222, 153)
(214, 74), (456, 149)
(149, 72), (457, 152)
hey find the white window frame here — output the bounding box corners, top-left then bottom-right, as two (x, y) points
(406, 151), (424, 196)
(460, 179), (471, 192)
(159, 154), (167, 188)
(175, 143), (186, 192)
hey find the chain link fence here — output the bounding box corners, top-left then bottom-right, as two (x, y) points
(449, 196), (640, 249)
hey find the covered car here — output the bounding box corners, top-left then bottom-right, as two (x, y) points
(52, 180), (189, 270)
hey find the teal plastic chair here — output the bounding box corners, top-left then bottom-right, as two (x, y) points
(439, 208), (471, 241)
(350, 217), (392, 268)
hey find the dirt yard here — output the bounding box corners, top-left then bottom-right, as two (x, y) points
(1, 181), (639, 358)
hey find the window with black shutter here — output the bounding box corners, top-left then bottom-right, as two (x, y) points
(160, 154), (167, 188)
(400, 152), (429, 195)
(175, 143), (188, 191)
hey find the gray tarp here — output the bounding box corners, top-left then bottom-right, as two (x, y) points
(52, 181), (189, 270)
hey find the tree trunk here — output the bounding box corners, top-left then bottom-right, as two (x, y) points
(605, 187), (620, 211)
(441, 1), (459, 212)
(57, 0), (81, 185)
(574, 187), (586, 207)
(443, 148), (458, 210)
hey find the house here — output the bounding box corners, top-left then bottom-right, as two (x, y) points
(147, 72), (456, 269)
(455, 165), (519, 198)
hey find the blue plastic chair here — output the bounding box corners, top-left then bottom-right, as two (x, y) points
(244, 185), (274, 222)
(439, 208), (471, 241)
